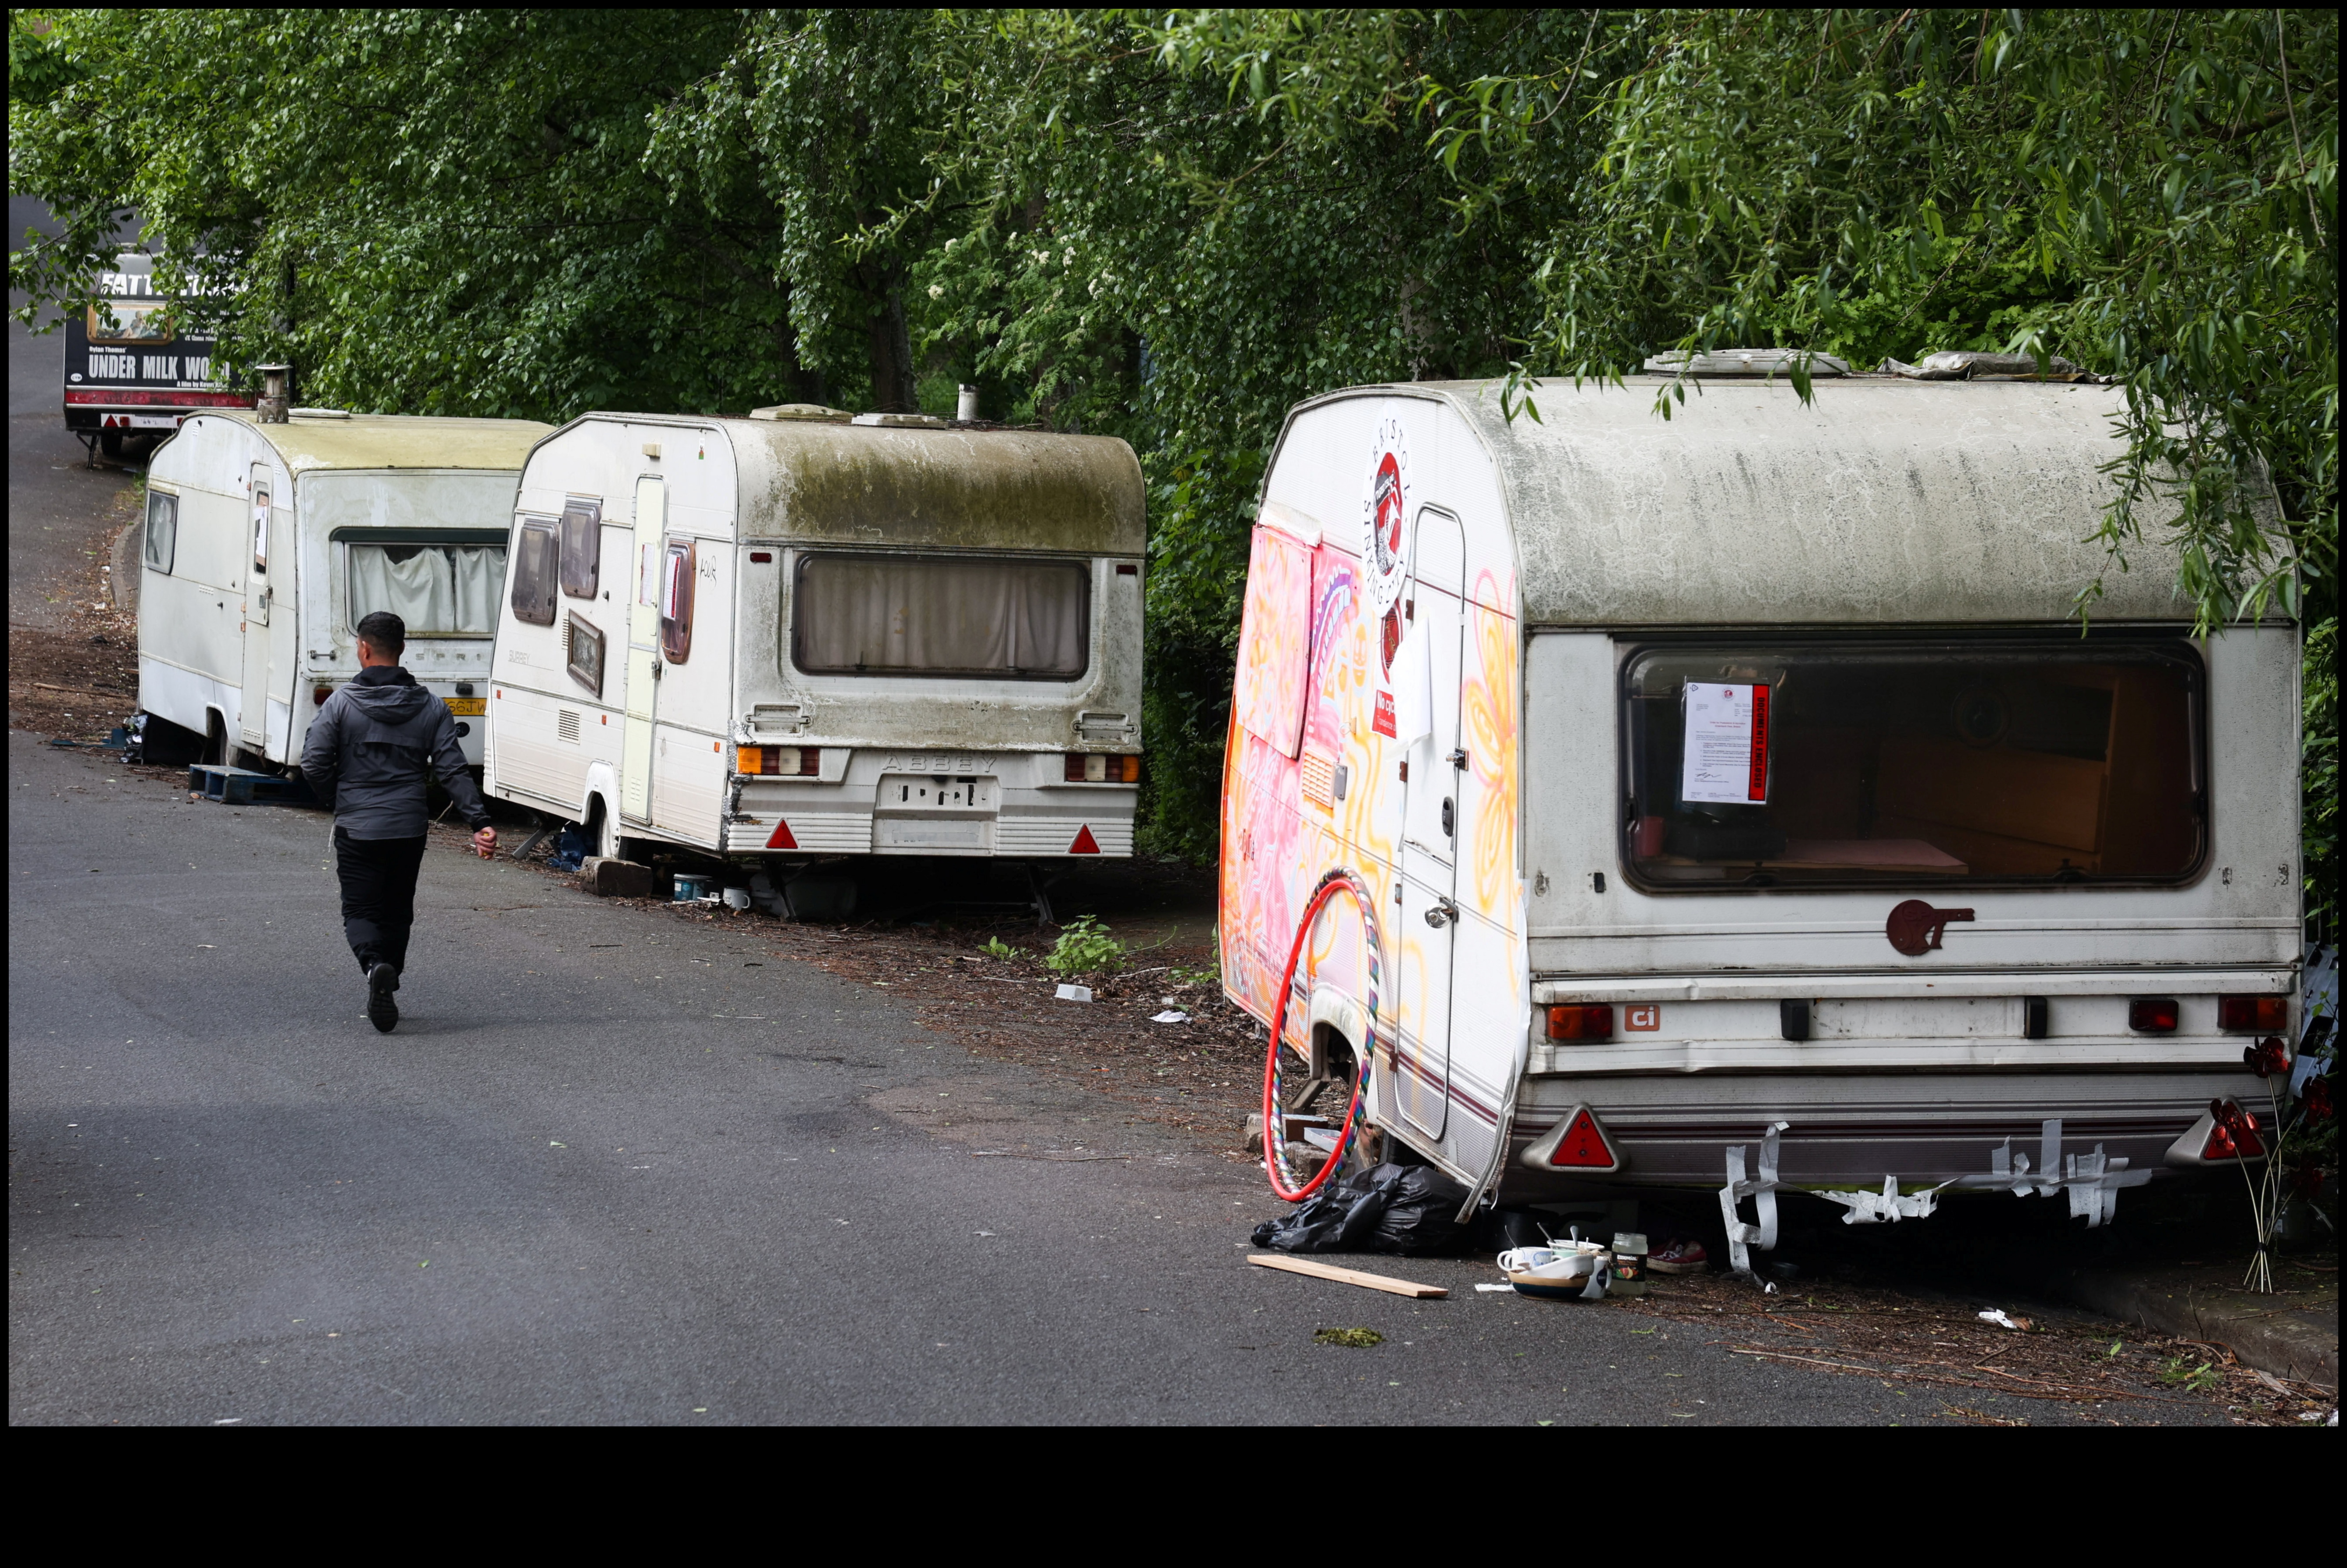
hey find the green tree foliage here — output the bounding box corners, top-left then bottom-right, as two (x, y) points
(11, 9), (2333, 914)
(1434, 7), (2335, 923)
(9, 9), (802, 415)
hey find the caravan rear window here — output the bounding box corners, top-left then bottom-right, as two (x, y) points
(348, 536), (508, 636)
(791, 552), (1089, 679)
(1620, 639), (2204, 889)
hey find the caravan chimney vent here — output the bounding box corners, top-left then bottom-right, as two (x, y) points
(256, 363), (293, 424)
(956, 385), (981, 422)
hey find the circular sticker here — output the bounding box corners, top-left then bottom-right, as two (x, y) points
(1357, 417), (1411, 617)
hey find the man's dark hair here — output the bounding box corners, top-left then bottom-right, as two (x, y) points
(356, 610), (406, 657)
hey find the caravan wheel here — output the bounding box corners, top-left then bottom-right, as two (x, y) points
(588, 799), (632, 862)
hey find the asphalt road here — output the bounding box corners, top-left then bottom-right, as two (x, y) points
(11, 193), (143, 628)
(12, 734), (2007, 1425)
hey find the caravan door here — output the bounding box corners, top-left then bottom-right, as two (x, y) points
(1393, 506), (1467, 1140)
(239, 464), (278, 752)
(620, 474), (664, 823)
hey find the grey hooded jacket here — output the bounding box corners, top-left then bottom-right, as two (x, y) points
(300, 664), (490, 840)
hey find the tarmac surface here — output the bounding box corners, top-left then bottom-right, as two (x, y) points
(16, 731), (2056, 1425)
(10, 193), (144, 631)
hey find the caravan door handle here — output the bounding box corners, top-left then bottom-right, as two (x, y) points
(1447, 748), (1468, 770)
(1424, 898), (1458, 928)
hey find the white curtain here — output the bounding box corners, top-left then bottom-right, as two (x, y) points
(349, 544), (505, 635)
(796, 556), (1085, 676)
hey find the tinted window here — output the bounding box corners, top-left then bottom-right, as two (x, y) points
(1622, 639), (2203, 888)
(510, 518), (558, 627)
(561, 499), (600, 599)
(792, 552), (1089, 679)
(660, 538), (696, 663)
(143, 489), (178, 574)
(566, 612), (606, 696)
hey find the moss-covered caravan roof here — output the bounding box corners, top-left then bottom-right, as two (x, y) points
(223, 411), (552, 475)
(722, 418), (1146, 555)
(1300, 379), (2206, 626)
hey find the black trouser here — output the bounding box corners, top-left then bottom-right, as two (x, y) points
(334, 828), (428, 975)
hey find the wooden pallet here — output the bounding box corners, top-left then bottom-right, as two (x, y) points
(186, 763), (317, 806)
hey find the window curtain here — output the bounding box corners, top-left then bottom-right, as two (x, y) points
(349, 544), (505, 635)
(796, 556), (1085, 676)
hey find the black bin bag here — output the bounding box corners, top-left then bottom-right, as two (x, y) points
(1250, 1162), (1472, 1255)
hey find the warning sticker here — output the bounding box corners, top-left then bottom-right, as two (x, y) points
(1680, 682), (1771, 804)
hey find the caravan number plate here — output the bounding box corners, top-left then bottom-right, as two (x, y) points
(444, 697), (487, 716)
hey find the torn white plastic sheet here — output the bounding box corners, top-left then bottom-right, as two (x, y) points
(1054, 983), (1093, 1003)
(1815, 1174), (1954, 1225)
(1718, 1120), (1790, 1276)
(1388, 616), (1433, 750)
(1953, 1118), (2153, 1226)
(1150, 1009), (1190, 1023)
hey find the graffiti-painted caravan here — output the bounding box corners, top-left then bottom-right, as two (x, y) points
(1224, 371), (2299, 1247)
(484, 410), (1145, 873)
(139, 408), (551, 768)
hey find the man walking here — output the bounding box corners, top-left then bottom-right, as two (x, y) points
(301, 610), (497, 1032)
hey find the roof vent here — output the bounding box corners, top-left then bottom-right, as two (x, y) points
(750, 403), (852, 423)
(290, 407), (350, 420)
(852, 412), (949, 429)
(1644, 349), (1849, 377)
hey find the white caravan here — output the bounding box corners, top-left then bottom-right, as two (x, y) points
(483, 411), (1145, 874)
(1224, 367), (2298, 1241)
(139, 410), (551, 767)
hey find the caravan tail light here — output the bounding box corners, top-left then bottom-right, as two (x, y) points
(739, 746), (819, 777)
(1546, 1004), (1614, 1041)
(2217, 995), (2287, 1032)
(1065, 753), (1140, 783)
(2203, 1100), (2266, 1161)
(314, 684), (333, 706)
(2128, 998), (2179, 1033)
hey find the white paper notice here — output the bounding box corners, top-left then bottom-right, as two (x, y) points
(1680, 682), (1771, 804)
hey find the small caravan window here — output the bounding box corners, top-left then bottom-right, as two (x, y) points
(1620, 638), (2204, 889)
(509, 518), (558, 627)
(566, 612), (606, 697)
(350, 537), (508, 636)
(660, 538), (696, 663)
(143, 489), (178, 575)
(792, 552), (1089, 679)
(561, 500), (600, 599)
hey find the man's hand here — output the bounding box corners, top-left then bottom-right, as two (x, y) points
(472, 825), (498, 860)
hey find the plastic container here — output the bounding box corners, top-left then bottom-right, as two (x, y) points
(1610, 1231), (1649, 1297)
(672, 873), (712, 902)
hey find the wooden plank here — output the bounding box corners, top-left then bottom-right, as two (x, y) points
(1246, 1254), (1448, 1299)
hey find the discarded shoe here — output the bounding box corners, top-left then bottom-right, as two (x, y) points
(366, 962), (400, 1033)
(1647, 1237), (1708, 1274)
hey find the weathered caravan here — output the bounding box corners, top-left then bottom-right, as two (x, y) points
(1225, 371), (2298, 1244)
(484, 411), (1144, 876)
(139, 410), (551, 767)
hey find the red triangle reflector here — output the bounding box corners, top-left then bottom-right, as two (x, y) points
(764, 819), (798, 850)
(1068, 824), (1100, 855)
(1550, 1107), (1615, 1168)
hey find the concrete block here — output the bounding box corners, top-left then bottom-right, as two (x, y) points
(581, 857), (659, 898)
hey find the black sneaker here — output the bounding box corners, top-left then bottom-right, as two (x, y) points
(366, 962), (400, 1033)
